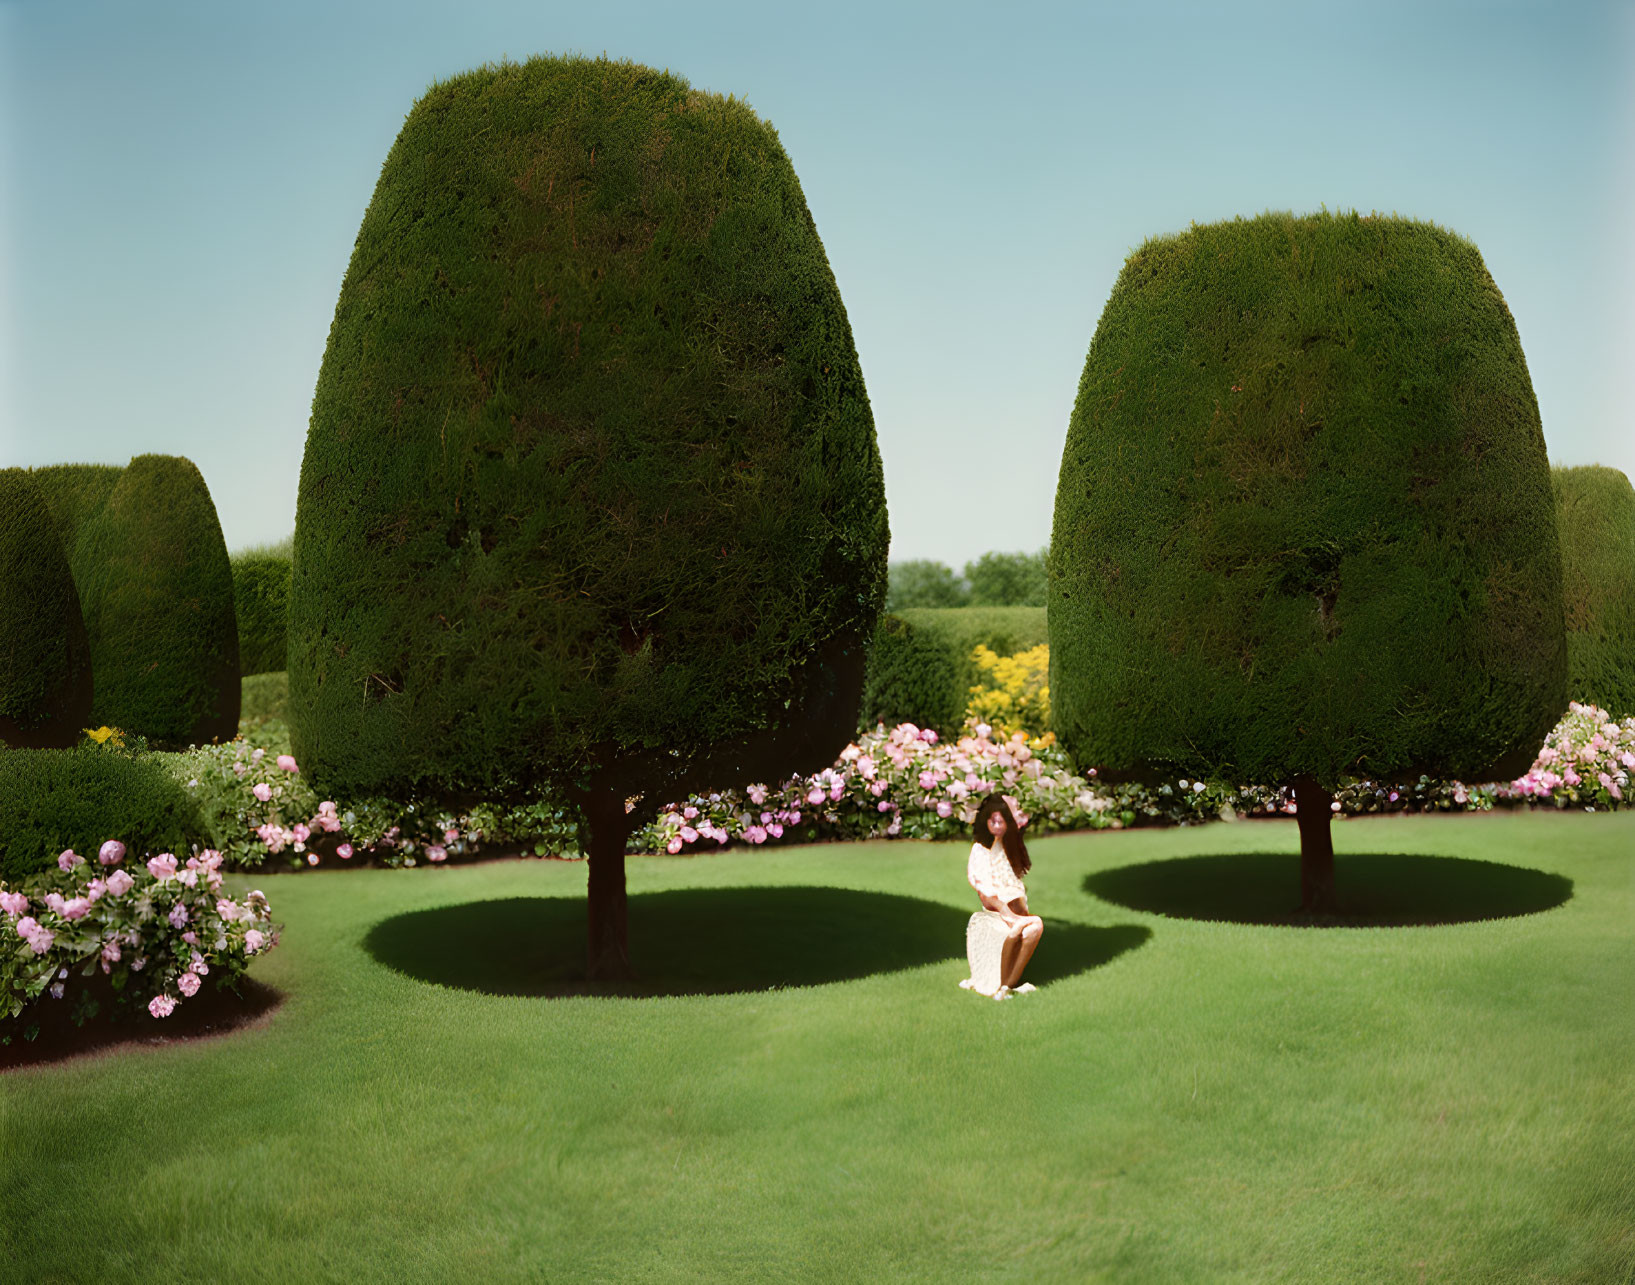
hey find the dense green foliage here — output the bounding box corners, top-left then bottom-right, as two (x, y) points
(1051, 211), (1565, 788)
(0, 470), (93, 748)
(67, 455), (240, 748)
(885, 559), (970, 610)
(290, 55), (887, 808)
(965, 548), (1047, 606)
(885, 549), (1048, 611)
(1554, 466), (1635, 718)
(232, 553), (290, 676)
(239, 670), (290, 733)
(861, 606), (1047, 734)
(0, 746), (208, 882)
(5, 817), (1632, 1280)
(28, 463), (123, 559)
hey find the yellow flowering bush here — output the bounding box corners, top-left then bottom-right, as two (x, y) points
(966, 643), (1050, 738)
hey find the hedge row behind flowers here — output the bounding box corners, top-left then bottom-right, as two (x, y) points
(1, 838), (279, 1040)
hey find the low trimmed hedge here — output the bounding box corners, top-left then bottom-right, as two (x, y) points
(0, 747), (210, 883)
(860, 607), (1048, 735)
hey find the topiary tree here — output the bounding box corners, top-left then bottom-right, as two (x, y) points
(289, 55), (888, 978)
(71, 455), (241, 749)
(1553, 466), (1635, 719)
(28, 463), (124, 559)
(231, 552), (291, 677)
(0, 469), (94, 749)
(1051, 211), (1566, 912)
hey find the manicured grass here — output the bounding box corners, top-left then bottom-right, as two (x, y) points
(4, 812), (1632, 1282)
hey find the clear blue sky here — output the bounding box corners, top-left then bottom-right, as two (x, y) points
(2, 0), (1630, 565)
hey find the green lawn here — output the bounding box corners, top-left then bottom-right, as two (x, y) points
(4, 812), (1632, 1283)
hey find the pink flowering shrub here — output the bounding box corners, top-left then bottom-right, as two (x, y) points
(1498, 701), (1632, 810)
(0, 840), (279, 1038)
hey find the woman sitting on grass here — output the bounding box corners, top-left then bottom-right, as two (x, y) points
(965, 793), (1042, 999)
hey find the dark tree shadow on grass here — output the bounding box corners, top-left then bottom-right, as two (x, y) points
(1085, 853), (1573, 927)
(364, 886), (1151, 998)
(2, 976), (283, 1072)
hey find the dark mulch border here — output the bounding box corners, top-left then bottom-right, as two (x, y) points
(1, 974), (283, 1072)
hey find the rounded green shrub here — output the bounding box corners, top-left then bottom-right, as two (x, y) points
(1051, 211), (1565, 792)
(73, 455), (241, 748)
(232, 553), (290, 676)
(861, 607), (1047, 734)
(290, 56), (887, 974)
(28, 463), (123, 558)
(0, 748), (209, 883)
(1554, 465), (1635, 718)
(0, 470), (94, 749)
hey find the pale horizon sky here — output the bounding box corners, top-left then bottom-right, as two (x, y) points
(2, 0), (1631, 567)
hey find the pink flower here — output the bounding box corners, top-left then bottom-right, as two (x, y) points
(252, 782), (272, 802)
(182, 930), (198, 944)
(936, 801), (953, 818)
(106, 869), (135, 897)
(216, 898), (241, 921)
(232, 762), (248, 777)
(43, 892), (66, 916)
(337, 843), (354, 860)
(177, 971), (201, 997)
(0, 891), (27, 917)
(244, 929), (265, 954)
(877, 800), (893, 813)
(292, 824), (311, 843)
(767, 823), (784, 839)
(319, 801), (338, 815)
(806, 787), (825, 805)
(920, 728), (938, 744)
(60, 897), (91, 921)
(306, 853), (319, 866)
(178, 869), (198, 888)
(19, 919), (53, 954)
(148, 995), (176, 1018)
(666, 837), (683, 854)
(747, 785), (767, 806)
(683, 806), (697, 820)
(426, 845), (447, 863)
(167, 903), (190, 929)
(444, 828), (460, 844)
(277, 754), (298, 773)
(86, 877), (107, 902)
(147, 853), (179, 882)
(680, 826), (698, 844)
(101, 937), (121, 963)
(98, 840), (126, 866)
(58, 849), (84, 872)
(251, 747), (265, 763)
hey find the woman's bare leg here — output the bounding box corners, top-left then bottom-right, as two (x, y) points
(1003, 919), (1043, 988)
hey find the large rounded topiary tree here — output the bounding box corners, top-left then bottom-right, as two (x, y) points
(71, 455), (241, 748)
(290, 55), (888, 976)
(0, 469), (93, 749)
(1051, 211), (1566, 911)
(1553, 466), (1635, 718)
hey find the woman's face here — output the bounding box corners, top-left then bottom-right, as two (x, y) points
(986, 809), (1007, 839)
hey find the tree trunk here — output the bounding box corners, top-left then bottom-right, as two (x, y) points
(584, 788), (635, 980)
(1292, 775), (1336, 913)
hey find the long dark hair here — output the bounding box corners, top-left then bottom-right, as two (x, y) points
(973, 792), (1030, 879)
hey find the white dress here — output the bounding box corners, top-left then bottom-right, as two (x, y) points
(967, 840), (1027, 908)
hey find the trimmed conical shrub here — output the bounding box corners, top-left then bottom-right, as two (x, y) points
(0, 469), (93, 748)
(232, 552), (290, 677)
(1050, 211), (1565, 909)
(72, 455), (241, 748)
(1554, 465), (1635, 718)
(291, 55), (888, 975)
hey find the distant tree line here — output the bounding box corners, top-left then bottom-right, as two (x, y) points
(886, 548), (1048, 611)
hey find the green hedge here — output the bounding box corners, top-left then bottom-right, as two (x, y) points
(0, 748), (209, 883)
(290, 55), (887, 808)
(0, 470), (93, 748)
(1051, 211), (1565, 788)
(232, 553), (290, 677)
(1555, 466), (1635, 718)
(240, 671), (289, 733)
(72, 455), (241, 749)
(29, 463), (123, 558)
(861, 607), (1047, 735)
